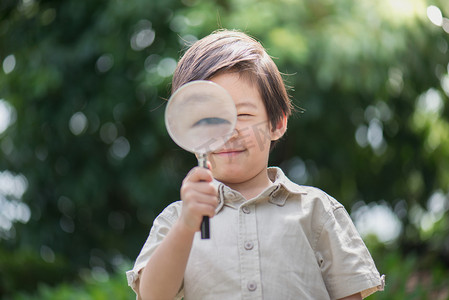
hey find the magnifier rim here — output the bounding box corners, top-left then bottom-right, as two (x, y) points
(165, 80), (237, 154)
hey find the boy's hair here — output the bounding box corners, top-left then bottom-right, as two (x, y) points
(172, 29), (292, 132)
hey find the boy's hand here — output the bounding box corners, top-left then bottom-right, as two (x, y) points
(179, 166), (218, 234)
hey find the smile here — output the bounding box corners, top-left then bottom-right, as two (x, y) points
(213, 149), (246, 156)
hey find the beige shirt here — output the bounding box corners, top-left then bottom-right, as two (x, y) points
(127, 167), (385, 299)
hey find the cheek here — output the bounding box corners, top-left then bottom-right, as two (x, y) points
(240, 123), (273, 151)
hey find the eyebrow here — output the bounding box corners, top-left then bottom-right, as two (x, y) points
(236, 102), (258, 110)
(182, 94), (212, 105)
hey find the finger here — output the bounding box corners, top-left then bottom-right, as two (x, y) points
(188, 202), (217, 218)
(180, 182), (218, 201)
(179, 203), (216, 232)
(195, 181), (218, 196)
(185, 167), (214, 183)
(190, 202), (217, 218)
(182, 178), (216, 193)
(182, 194), (217, 218)
(182, 189), (218, 207)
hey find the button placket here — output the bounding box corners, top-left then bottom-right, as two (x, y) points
(238, 203), (262, 299)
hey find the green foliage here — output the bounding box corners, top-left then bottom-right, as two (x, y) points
(0, 247), (69, 296)
(6, 264), (135, 300)
(368, 248), (449, 300)
(4, 249), (449, 300)
(1, 0), (449, 297)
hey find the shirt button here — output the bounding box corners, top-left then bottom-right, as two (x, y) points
(244, 241), (254, 250)
(242, 206), (251, 214)
(247, 281), (257, 291)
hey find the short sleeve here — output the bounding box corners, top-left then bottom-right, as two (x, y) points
(126, 201), (184, 300)
(315, 203), (385, 299)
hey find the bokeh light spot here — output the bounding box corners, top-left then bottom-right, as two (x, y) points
(130, 20), (155, 51)
(352, 201), (402, 243)
(157, 57), (177, 77)
(417, 88), (443, 114)
(110, 136), (130, 159)
(40, 245), (56, 263)
(284, 156), (309, 184)
(0, 170), (28, 199)
(355, 125), (369, 148)
(99, 122), (118, 144)
(427, 5), (443, 26)
(367, 119), (384, 150)
(0, 99), (16, 134)
(69, 112), (88, 136)
(2, 54), (16, 74)
(96, 54), (114, 73)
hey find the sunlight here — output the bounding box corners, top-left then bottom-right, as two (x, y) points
(0, 170), (28, 199)
(352, 201), (402, 243)
(427, 5), (443, 26)
(442, 74), (449, 96)
(416, 88), (444, 114)
(0, 171), (31, 236)
(380, 0), (427, 25)
(409, 191), (449, 237)
(0, 99), (15, 135)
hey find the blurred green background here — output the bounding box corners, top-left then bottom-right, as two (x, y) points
(1, 0), (449, 299)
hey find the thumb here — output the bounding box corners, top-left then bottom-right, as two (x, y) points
(206, 161), (213, 170)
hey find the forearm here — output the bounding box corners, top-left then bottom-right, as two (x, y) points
(139, 221), (195, 300)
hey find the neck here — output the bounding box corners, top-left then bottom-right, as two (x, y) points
(225, 169), (273, 200)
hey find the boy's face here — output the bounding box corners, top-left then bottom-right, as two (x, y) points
(207, 72), (285, 186)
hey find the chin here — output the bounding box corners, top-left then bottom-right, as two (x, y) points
(213, 170), (243, 184)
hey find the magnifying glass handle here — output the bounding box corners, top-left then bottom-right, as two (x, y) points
(197, 153), (210, 239)
(201, 216), (210, 239)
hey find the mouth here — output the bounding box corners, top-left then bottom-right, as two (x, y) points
(213, 149), (246, 156)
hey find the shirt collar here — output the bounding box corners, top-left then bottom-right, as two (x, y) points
(267, 167), (308, 195)
(213, 167), (308, 212)
(267, 167), (308, 206)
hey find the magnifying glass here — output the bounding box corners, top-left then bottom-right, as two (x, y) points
(165, 80), (237, 239)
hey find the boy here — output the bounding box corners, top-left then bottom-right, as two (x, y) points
(127, 29), (385, 300)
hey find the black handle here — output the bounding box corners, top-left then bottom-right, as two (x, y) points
(197, 153), (210, 239)
(201, 216), (210, 239)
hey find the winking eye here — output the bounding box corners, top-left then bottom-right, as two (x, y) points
(192, 117), (231, 127)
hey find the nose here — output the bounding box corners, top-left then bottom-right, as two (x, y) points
(228, 127), (239, 140)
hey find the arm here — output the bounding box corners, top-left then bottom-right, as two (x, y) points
(138, 167), (218, 300)
(338, 292), (362, 300)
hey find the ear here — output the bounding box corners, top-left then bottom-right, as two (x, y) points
(270, 116), (287, 141)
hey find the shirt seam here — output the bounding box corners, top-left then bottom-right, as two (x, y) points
(312, 196), (343, 251)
